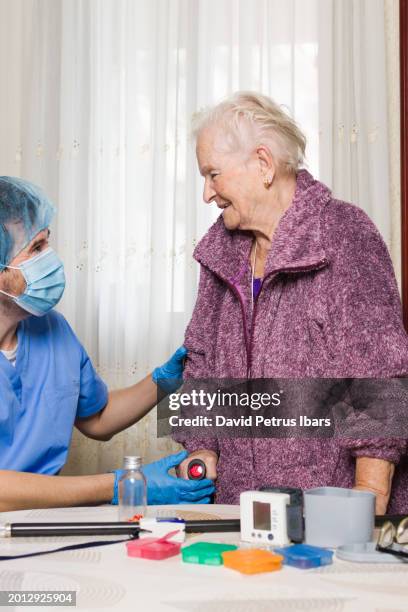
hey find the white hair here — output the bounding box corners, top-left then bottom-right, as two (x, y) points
(192, 91), (306, 173)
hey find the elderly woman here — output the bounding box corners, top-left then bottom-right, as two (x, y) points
(176, 91), (408, 514)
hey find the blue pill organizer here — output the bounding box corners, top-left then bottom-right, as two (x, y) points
(274, 544), (333, 569)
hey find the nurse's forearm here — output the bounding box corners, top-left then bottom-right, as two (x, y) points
(77, 375), (158, 440)
(0, 471), (114, 512)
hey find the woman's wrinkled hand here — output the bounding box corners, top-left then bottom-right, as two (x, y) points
(353, 456), (395, 515)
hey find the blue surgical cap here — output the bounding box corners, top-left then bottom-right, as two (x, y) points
(0, 176), (55, 266)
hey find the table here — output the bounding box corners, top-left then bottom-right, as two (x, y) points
(0, 504), (407, 611)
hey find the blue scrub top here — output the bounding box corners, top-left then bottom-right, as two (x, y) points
(0, 311), (108, 474)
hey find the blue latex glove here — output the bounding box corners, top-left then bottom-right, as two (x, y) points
(111, 469), (124, 506)
(152, 346), (187, 393)
(111, 451), (215, 505)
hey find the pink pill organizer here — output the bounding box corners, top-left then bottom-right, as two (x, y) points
(126, 530), (181, 561)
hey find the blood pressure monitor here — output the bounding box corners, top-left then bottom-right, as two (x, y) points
(240, 491), (291, 546)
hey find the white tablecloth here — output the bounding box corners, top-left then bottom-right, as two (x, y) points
(0, 504), (407, 612)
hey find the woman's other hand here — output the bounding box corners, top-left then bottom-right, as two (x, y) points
(177, 449), (218, 481)
(353, 456), (395, 515)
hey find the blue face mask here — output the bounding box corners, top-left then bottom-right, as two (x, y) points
(0, 248), (66, 316)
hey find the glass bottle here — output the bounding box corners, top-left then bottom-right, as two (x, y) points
(118, 456), (147, 521)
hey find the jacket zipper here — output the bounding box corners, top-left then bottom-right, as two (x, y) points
(224, 279), (251, 370)
(247, 259), (329, 378)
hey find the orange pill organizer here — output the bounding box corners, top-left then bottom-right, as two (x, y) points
(222, 548), (284, 575)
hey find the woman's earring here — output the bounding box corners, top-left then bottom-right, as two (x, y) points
(263, 174), (272, 188)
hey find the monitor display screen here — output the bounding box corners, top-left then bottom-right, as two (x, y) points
(253, 501), (271, 531)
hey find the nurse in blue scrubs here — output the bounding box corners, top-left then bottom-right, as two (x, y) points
(0, 177), (214, 511)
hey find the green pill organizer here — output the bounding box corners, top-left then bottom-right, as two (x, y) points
(181, 542), (238, 565)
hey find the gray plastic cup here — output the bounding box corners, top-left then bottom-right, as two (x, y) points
(304, 487), (375, 548)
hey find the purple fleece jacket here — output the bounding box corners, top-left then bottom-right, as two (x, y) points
(178, 170), (408, 512)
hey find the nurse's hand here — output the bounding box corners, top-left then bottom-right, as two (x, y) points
(142, 451), (215, 504)
(152, 346), (187, 393)
(111, 451), (214, 505)
(177, 449), (218, 481)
